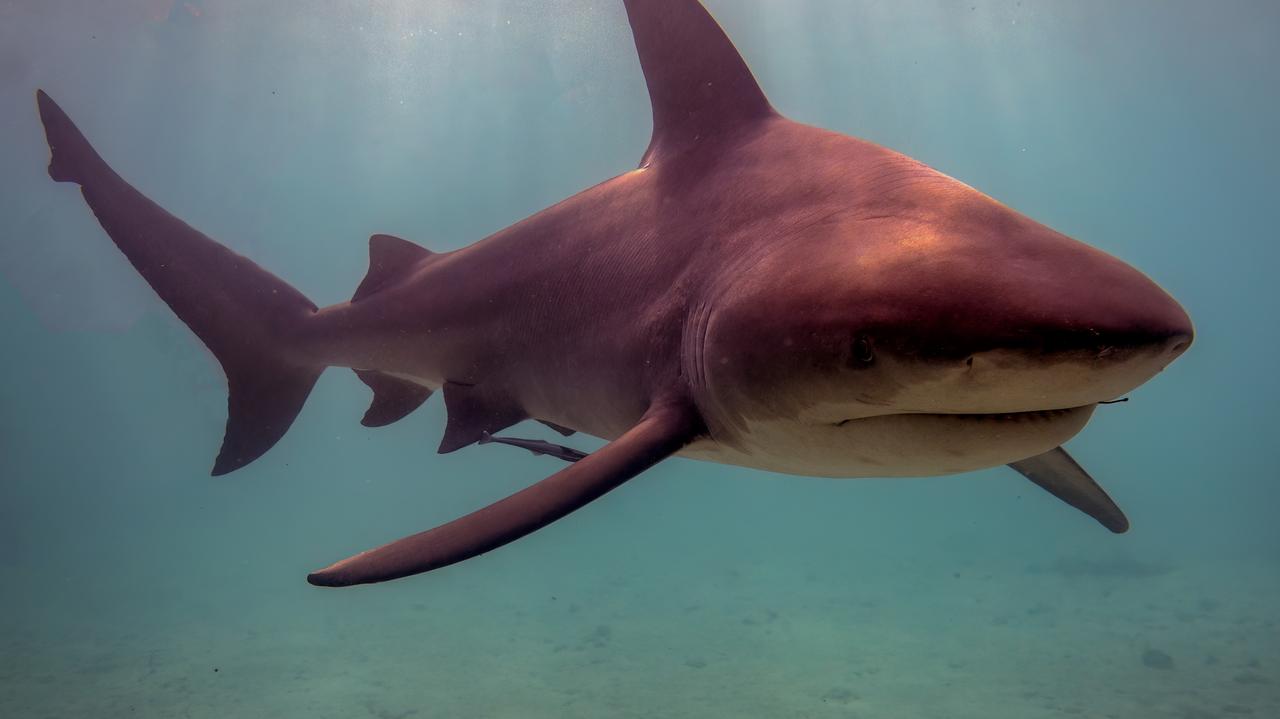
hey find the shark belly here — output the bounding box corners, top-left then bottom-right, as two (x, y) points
(679, 405), (1096, 478)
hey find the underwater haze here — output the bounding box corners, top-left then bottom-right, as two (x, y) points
(2, 1), (1278, 717)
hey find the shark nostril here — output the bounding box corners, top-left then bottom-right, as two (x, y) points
(852, 335), (875, 365)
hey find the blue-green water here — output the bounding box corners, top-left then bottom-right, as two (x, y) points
(1, 1), (1277, 717)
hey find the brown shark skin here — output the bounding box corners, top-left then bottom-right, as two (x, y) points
(302, 114), (1191, 449)
(34, 0), (1193, 584)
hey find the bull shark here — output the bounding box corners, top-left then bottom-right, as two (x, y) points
(33, 0), (1192, 587)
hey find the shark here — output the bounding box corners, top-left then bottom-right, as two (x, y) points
(34, 0), (1193, 587)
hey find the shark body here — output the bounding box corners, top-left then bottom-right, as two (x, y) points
(35, 0), (1192, 586)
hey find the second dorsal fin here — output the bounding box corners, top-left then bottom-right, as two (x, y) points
(352, 234), (435, 302)
(622, 0), (776, 166)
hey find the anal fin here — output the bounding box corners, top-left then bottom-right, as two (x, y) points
(438, 381), (527, 454)
(354, 370), (433, 427)
(1009, 447), (1129, 533)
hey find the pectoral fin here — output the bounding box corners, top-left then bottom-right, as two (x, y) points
(1009, 447), (1129, 533)
(308, 400), (702, 586)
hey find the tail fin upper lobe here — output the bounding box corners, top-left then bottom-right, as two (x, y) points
(36, 89), (322, 475)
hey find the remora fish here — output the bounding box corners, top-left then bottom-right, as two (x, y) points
(33, 0), (1193, 586)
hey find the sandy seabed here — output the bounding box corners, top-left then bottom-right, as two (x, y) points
(3, 550), (1276, 719)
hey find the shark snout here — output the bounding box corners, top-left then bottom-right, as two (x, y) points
(1011, 273), (1194, 408)
(1156, 326), (1193, 363)
(1160, 296), (1195, 358)
(1167, 331), (1193, 358)
(875, 261), (1195, 414)
(1086, 312), (1192, 364)
(1084, 271), (1193, 362)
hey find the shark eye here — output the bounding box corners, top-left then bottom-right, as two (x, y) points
(852, 335), (875, 365)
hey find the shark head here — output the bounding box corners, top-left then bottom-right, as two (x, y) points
(691, 133), (1193, 476)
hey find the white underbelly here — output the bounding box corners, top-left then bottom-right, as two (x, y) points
(678, 405), (1096, 478)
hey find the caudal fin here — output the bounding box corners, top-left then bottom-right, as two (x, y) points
(36, 89), (323, 475)
(37, 89), (107, 183)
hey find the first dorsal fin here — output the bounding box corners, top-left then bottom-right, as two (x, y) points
(352, 234), (435, 302)
(623, 0), (776, 166)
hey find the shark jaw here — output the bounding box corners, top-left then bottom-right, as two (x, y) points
(682, 403), (1097, 478)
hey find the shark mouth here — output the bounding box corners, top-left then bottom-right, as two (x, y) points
(833, 405), (1092, 427)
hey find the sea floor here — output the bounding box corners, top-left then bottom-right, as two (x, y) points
(4, 549), (1276, 719)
